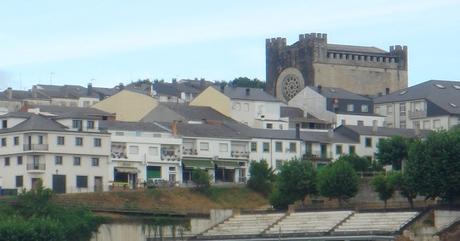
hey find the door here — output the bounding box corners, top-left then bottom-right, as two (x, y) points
(52, 175), (66, 194)
(94, 176), (103, 192)
(320, 144), (327, 158)
(31, 178), (41, 189)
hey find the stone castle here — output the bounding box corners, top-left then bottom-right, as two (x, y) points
(265, 33), (408, 101)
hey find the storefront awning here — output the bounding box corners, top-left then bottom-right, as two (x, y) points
(214, 160), (241, 169)
(183, 159), (214, 169)
(115, 167), (139, 174)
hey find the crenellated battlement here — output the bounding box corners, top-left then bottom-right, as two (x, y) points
(265, 37), (287, 48)
(299, 32), (327, 42)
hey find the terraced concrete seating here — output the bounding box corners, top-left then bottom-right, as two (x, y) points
(265, 211), (353, 234)
(202, 213), (284, 236)
(334, 212), (418, 233)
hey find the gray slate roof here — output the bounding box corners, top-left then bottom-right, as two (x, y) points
(280, 106), (304, 118)
(215, 86), (281, 102)
(327, 44), (388, 54)
(28, 105), (114, 119)
(309, 86), (371, 101)
(336, 125), (431, 138)
(0, 113), (68, 134)
(161, 103), (234, 122)
(374, 80), (460, 115)
(99, 120), (168, 133)
(176, 122), (249, 139)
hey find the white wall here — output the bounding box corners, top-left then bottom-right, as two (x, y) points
(336, 114), (385, 127)
(230, 100), (283, 128)
(249, 138), (302, 170)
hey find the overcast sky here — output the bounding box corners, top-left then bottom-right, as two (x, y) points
(1, 0), (459, 90)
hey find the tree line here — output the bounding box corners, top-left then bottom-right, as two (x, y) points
(247, 127), (460, 209)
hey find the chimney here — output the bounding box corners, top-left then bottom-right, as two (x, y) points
(372, 121), (378, 132)
(171, 120), (177, 136)
(317, 85), (322, 93)
(172, 78), (177, 84)
(295, 123), (300, 139)
(6, 87), (12, 99)
(220, 84), (225, 93)
(327, 129), (334, 138)
(245, 88), (250, 96)
(200, 79), (205, 89)
(87, 83), (93, 96)
(385, 88), (390, 95)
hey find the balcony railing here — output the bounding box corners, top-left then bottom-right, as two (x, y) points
(23, 144), (49, 151)
(161, 148), (180, 161)
(182, 148), (198, 156)
(408, 110), (427, 119)
(26, 163), (46, 171)
(303, 151), (333, 161)
(231, 150), (250, 158)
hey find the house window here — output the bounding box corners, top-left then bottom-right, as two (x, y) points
(232, 102), (241, 110)
(17, 156), (23, 165)
(73, 157), (81, 166)
(91, 158), (99, 166)
(275, 142), (283, 152)
(148, 146), (159, 156)
(336, 145), (343, 155)
(129, 146), (139, 154)
(4, 157), (10, 166)
(433, 119), (441, 129)
(413, 121), (420, 129)
(423, 120), (430, 129)
(94, 138), (102, 147)
(16, 176), (23, 187)
(115, 132), (124, 136)
(289, 142), (297, 153)
(341, 119), (346, 125)
(55, 156), (63, 165)
(400, 103), (406, 116)
(387, 105), (393, 114)
(87, 120), (95, 129)
(1, 138), (6, 147)
(75, 137), (83, 146)
(349, 145), (356, 154)
(347, 104), (354, 112)
(38, 135), (44, 144)
(275, 160), (283, 170)
(263, 142), (270, 153)
(266, 123), (273, 129)
(1, 120), (7, 128)
(219, 143), (228, 152)
(199, 142), (209, 151)
(57, 136), (65, 145)
(400, 120), (406, 129)
(13, 137), (19, 146)
(250, 142), (257, 152)
(72, 120), (83, 129)
(361, 105), (369, 112)
(357, 120), (364, 126)
(76, 176), (88, 188)
(374, 106), (381, 115)
(365, 137), (372, 147)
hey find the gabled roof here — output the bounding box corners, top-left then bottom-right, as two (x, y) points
(374, 80), (460, 115)
(161, 103), (233, 122)
(280, 106), (304, 118)
(308, 86), (371, 101)
(335, 125), (432, 138)
(327, 44), (387, 54)
(27, 105), (114, 119)
(99, 120), (169, 133)
(0, 113), (68, 134)
(216, 86), (281, 102)
(0, 89), (47, 100)
(176, 122), (249, 139)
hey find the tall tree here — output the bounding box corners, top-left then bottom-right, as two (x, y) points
(371, 172), (400, 209)
(376, 136), (411, 170)
(338, 154), (371, 172)
(247, 160), (276, 196)
(230, 77), (266, 89)
(269, 160), (317, 209)
(317, 160), (359, 206)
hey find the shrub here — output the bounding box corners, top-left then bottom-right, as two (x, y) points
(247, 160), (275, 196)
(192, 169), (212, 193)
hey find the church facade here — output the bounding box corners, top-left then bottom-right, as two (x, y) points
(265, 33), (408, 102)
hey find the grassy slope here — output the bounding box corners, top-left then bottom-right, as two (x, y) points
(52, 187), (269, 214)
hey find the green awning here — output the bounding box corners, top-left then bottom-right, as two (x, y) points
(183, 159), (214, 169)
(214, 160), (240, 169)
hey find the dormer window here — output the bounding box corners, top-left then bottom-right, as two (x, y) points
(1, 120), (7, 128)
(72, 120), (83, 130)
(87, 120), (95, 129)
(347, 104), (354, 112)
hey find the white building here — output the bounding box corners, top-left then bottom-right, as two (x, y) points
(374, 80), (460, 130)
(0, 112), (111, 194)
(100, 121), (182, 189)
(289, 86), (385, 127)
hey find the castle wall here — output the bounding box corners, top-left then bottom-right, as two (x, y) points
(313, 63), (408, 96)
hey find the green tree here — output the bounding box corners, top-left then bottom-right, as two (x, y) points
(393, 170), (417, 209)
(376, 136), (411, 170)
(407, 128), (460, 203)
(230, 77), (266, 89)
(338, 154), (371, 172)
(247, 160), (276, 196)
(192, 169), (212, 193)
(269, 160), (317, 209)
(317, 161), (359, 206)
(371, 172), (400, 209)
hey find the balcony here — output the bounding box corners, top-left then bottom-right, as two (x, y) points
(161, 147), (180, 162)
(182, 148), (198, 156)
(408, 110), (427, 119)
(303, 151), (333, 161)
(26, 163), (46, 173)
(231, 150), (250, 159)
(23, 144), (49, 151)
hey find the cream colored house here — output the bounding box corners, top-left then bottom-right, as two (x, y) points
(93, 90), (159, 122)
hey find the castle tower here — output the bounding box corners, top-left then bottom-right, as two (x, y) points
(266, 33), (408, 101)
